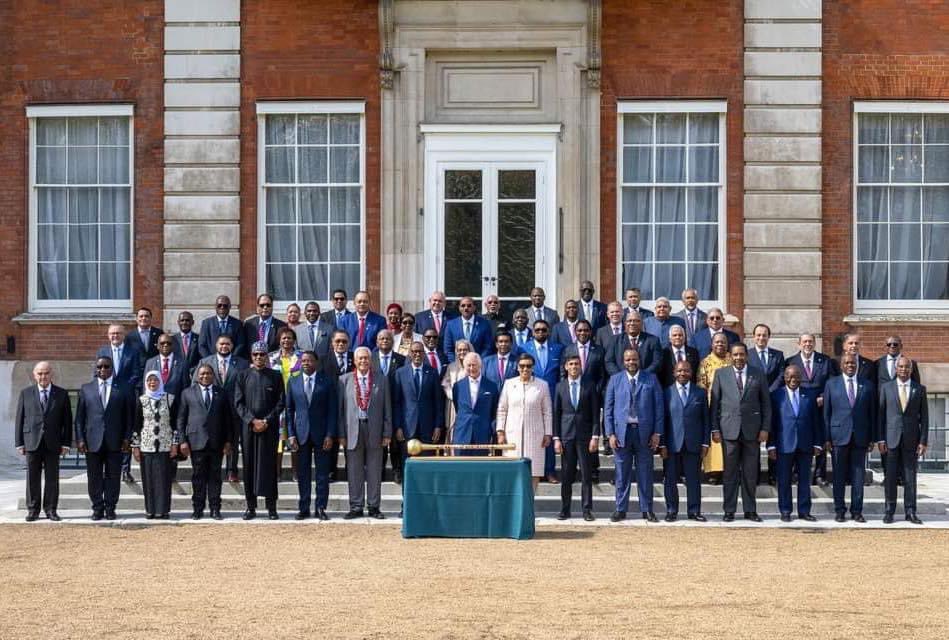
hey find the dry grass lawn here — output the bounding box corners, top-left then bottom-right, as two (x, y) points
(0, 525), (947, 639)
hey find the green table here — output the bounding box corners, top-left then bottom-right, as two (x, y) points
(401, 458), (535, 539)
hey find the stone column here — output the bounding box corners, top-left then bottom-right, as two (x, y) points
(162, 0), (241, 328)
(743, 0), (823, 353)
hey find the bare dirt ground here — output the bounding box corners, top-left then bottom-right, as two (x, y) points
(1, 525), (947, 639)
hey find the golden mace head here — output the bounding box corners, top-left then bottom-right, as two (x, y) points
(406, 439), (424, 456)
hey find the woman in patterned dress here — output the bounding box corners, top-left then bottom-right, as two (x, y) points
(698, 332), (732, 484)
(132, 371), (180, 519)
(269, 327), (303, 480)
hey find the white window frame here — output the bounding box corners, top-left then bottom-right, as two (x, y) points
(256, 101), (366, 309)
(853, 101), (949, 313)
(26, 104), (135, 313)
(615, 100), (727, 311)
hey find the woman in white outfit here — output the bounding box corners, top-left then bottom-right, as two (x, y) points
(496, 352), (552, 492)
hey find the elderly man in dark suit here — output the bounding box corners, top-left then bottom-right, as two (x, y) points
(711, 343), (771, 522)
(194, 334), (249, 483)
(606, 311), (662, 377)
(198, 295), (247, 359)
(75, 356), (134, 520)
(688, 307), (740, 360)
(171, 311), (201, 377)
(178, 364), (235, 520)
(554, 355), (600, 521)
(595, 301), (625, 351)
(644, 297), (686, 348)
(15, 361), (73, 521)
(657, 325), (700, 388)
(878, 356), (929, 524)
(415, 290), (455, 351)
(243, 293), (287, 354)
(97, 324), (143, 392)
(444, 297), (494, 361)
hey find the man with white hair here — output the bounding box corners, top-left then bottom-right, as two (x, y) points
(450, 352), (500, 455)
(644, 297), (686, 348)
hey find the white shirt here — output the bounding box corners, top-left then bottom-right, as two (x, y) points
(468, 376), (481, 406)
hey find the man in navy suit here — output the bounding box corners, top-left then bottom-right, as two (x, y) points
(320, 288), (353, 328)
(552, 299), (581, 347)
(595, 301), (625, 351)
(841, 332), (876, 383)
(606, 312), (662, 377)
(747, 324), (785, 391)
(768, 366), (822, 522)
(675, 288), (707, 342)
(823, 354), (876, 522)
(785, 332), (838, 486)
(145, 334), (190, 396)
(198, 295), (247, 359)
(483, 331), (519, 389)
(521, 319), (563, 482)
(194, 334), (249, 482)
(243, 293), (287, 354)
(75, 357), (134, 520)
(420, 329), (448, 379)
(875, 335), (920, 385)
(661, 360), (710, 521)
(561, 320), (607, 480)
(286, 351), (337, 520)
(171, 311), (201, 377)
(450, 353), (500, 454)
(657, 325), (700, 387)
(124, 307), (162, 360)
(520, 287), (560, 326)
(554, 355), (600, 521)
(577, 280), (607, 332)
(878, 357), (929, 524)
(688, 307), (740, 360)
(341, 290), (387, 350)
(604, 349), (664, 522)
(643, 297), (686, 348)
(509, 309), (533, 352)
(98, 324), (143, 483)
(414, 290), (455, 351)
(622, 287), (653, 320)
(444, 296), (493, 361)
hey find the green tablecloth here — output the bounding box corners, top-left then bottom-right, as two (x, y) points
(401, 458), (535, 539)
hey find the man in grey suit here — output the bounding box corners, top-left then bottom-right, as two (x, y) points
(878, 356), (928, 524)
(675, 288), (707, 342)
(339, 346), (392, 519)
(294, 301), (332, 356)
(710, 342), (771, 522)
(520, 287), (560, 326)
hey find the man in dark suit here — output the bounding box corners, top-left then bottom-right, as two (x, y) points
(450, 353), (500, 453)
(321, 329), (355, 482)
(243, 293), (287, 354)
(841, 332), (876, 383)
(483, 331), (519, 389)
(688, 307), (740, 360)
(198, 295), (247, 359)
(661, 360), (710, 521)
(604, 349), (664, 522)
(415, 290), (455, 351)
(97, 323), (143, 483)
(520, 286), (560, 326)
(341, 290), (387, 351)
(577, 280), (608, 332)
(875, 335), (920, 385)
(768, 366), (822, 522)
(552, 299), (582, 348)
(711, 343), (771, 522)
(124, 307), (162, 360)
(74, 357), (134, 520)
(643, 297), (686, 348)
(521, 319), (564, 482)
(195, 334), (249, 483)
(372, 330), (406, 482)
(823, 354), (876, 522)
(145, 334), (190, 397)
(561, 320), (607, 479)
(879, 357), (929, 524)
(595, 301), (625, 351)
(606, 312), (662, 377)
(657, 325), (700, 388)
(481, 294), (507, 335)
(286, 352), (337, 520)
(321, 288), (353, 328)
(444, 296), (494, 361)
(177, 364), (235, 520)
(420, 328), (448, 379)
(15, 361), (73, 521)
(622, 287), (654, 320)
(674, 287), (707, 343)
(509, 309), (533, 352)
(554, 355), (600, 521)
(295, 301), (332, 356)
(171, 311), (201, 377)
(747, 324), (785, 391)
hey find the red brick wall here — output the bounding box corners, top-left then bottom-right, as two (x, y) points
(0, 0), (163, 360)
(239, 0), (380, 310)
(600, 0), (744, 312)
(823, 0), (949, 362)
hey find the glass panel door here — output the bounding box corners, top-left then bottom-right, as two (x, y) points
(496, 169), (536, 318)
(443, 169), (484, 311)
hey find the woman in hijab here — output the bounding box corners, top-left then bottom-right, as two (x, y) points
(132, 370), (180, 519)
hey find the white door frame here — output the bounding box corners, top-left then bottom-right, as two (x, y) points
(422, 125), (559, 308)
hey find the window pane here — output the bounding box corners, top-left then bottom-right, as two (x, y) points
(329, 187), (360, 223)
(68, 262), (98, 299)
(656, 225), (684, 260)
(36, 147), (66, 184)
(622, 224), (652, 261)
(688, 224), (718, 261)
(266, 188), (295, 224)
(923, 186), (949, 222)
(655, 187), (685, 223)
(857, 186), (887, 222)
(99, 188), (130, 223)
(621, 188), (651, 223)
(924, 145), (949, 183)
(890, 187), (920, 222)
(330, 115), (360, 144)
(622, 147), (652, 183)
(859, 114), (888, 144)
(890, 262), (921, 299)
(299, 115), (327, 144)
(890, 223), (921, 261)
(99, 117), (129, 145)
(891, 145), (922, 182)
(100, 262), (130, 299)
(68, 188), (98, 223)
(329, 263), (360, 297)
(266, 115), (295, 145)
(267, 226), (297, 262)
(98, 147), (128, 183)
(923, 224), (949, 261)
(655, 263), (686, 299)
(69, 225), (98, 261)
(100, 224), (130, 261)
(656, 147), (685, 182)
(923, 262), (949, 299)
(329, 225), (360, 262)
(498, 170), (535, 199)
(37, 225), (66, 261)
(689, 114), (719, 143)
(688, 147), (718, 183)
(857, 223), (887, 261)
(37, 263), (66, 300)
(925, 114), (949, 143)
(857, 262), (888, 299)
(688, 187), (718, 222)
(67, 118), (97, 145)
(657, 114), (686, 143)
(329, 147), (359, 183)
(622, 263), (652, 300)
(892, 114), (923, 144)
(858, 146), (888, 183)
(267, 264), (296, 300)
(443, 203), (482, 298)
(299, 147), (328, 183)
(299, 187), (328, 223)
(497, 203), (536, 298)
(445, 170), (482, 200)
(298, 263), (329, 301)
(623, 114), (652, 144)
(265, 147), (294, 183)
(36, 118), (66, 145)
(687, 263), (717, 299)
(37, 188), (66, 223)
(300, 225), (329, 262)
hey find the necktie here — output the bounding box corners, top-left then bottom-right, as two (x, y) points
(804, 359), (812, 380)
(569, 323), (577, 343)
(538, 344), (546, 370)
(219, 359), (227, 381)
(337, 311), (343, 325)
(428, 350), (437, 370)
(258, 320), (266, 342)
(219, 319), (227, 335)
(735, 369), (744, 393)
(888, 357), (896, 379)
(338, 354), (345, 373)
(204, 387), (211, 409)
(181, 333), (189, 356)
(464, 320), (471, 341)
(571, 381), (579, 409)
(382, 354), (389, 376)
(161, 357), (170, 383)
(579, 344), (587, 371)
(114, 347), (122, 375)
(628, 377), (637, 417)
(790, 390), (799, 416)
(847, 378), (855, 407)
(677, 349), (684, 362)
(679, 385), (688, 406)
(498, 356), (506, 380)
(141, 330), (149, 349)
(309, 324), (317, 348)
(434, 313), (441, 333)
(99, 382), (108, 409)
(899, 384), (908, 411)
(40, 388), (48, 412)
(305, 376), (313, 402)
(357, 316), (366, 346)
(535, 308), (541, 322)
(414, 368), (421, 397)
(760, 350), (768, 368)
(688, 312), (695, 336)
(612, 325), (620, 336)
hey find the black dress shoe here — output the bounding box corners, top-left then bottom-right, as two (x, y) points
(557, 511), (570, 521)
(316, 508), (329, 521)
(610, 511), (626, 522)
(852, 514), (866, 523)
(882, 513), (894, 524)
(744, 512), (762, 523)
(687, 514), (707, 522)
(368, 508), (385, 520)
(158, 514), (170, 520)
(397, 510), (403, 518)
(146, 513), (156, 520)
(799, 514), (817, 522)
(91, 510), (104, 521)
(906, 512), (923, 525)
(210, 510), (223, 520)
(343, 509), (364, 520)
(394, 471), (403, 485)
(268, 510), (279, 520)
(192, 510), (203, 520)
(835, 513), (847, 523)
(664, 512), (677, 522)
(723, 512), (735, 522)
(295, 511), (309, 521)
(242, 509), (256, 520)
(591, 472), (600, 484)
(25, 511), (39, 522)
(602, 445), (613, 456)
(583, 510), (595, 522)
(122, 471), (135, 483)
(105, 510), (117, 521)
(45, 511), (61, 522)
(780, 514), (792, 522)
(643, 512), (658, 523)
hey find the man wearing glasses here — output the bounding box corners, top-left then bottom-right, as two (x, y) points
(243, 292), (287, 354)
(199, 294), (247, 359)
(321, 289), (353, 328)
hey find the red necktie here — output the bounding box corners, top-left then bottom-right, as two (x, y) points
(181, 333), (189, 356)
(579, 344), (587, 371)
(161, 357), (170, 383)
(428, 351), (438, 369)
(357, 316), (366, 346)
(258, 321), (266, 342)
(434, 314), (441, 333)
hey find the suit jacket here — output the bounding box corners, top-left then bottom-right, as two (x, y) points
(710, 366), (772, 441)
(553, 378), (600, 442)
(594, 324), (625, 351)
(520, 305), (560, 326)
(689, 327), (740, 360)
(520, 340), (563, 398)
(198, 314), (247, 359)
(341, 311), (387, 350)
(551, 319), (582, 348)
(176, 383), (235, 451)
(193, 354), (249, 400)
(509, 327), (534, 353)
(145, 353), (190, 397)
(578, 299), (608, 332)
(606, 332), (663, 377)
(285, 373), (338, 445)
(74, 380), (134, 452)
(421, 348), (448, 379)
(561, 341), (608, 394)
(124, 326), (163, 360)
(823, 375), (876, 448)
(392, 364), (445, 440)
(444, 315), (494, 361)
(662, 383), (710, 454)
(878, 379), (929, 449)
(243, 315), (288, 354)
(414, 309), (458, 351)
(603, 370), (664, 447)
(482, 352), (519, 389)
(747, 346), (786, 391)
(874, 354), (921, 386)
(657, 344), (701, 388)
(623, 305), (654, 320)
(675, 308), (708, 341)
(451, 377), (500, 445)
(171, 331), (201, 375)
(320, 308), (352, 329)
(294, 321), (332, 356)
(338, 371), (391, 449)
(768, 387), (823, 454)
(321, 350), (356, 381)
(643, 316), (687, 348)
(371, 350), (406, 384)
(15, 384), (73, 451)
(785, 351), (838, 394)
(96, 343), (144, 392)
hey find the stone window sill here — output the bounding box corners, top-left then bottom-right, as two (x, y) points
(12, 313), (136, 325)
(844, 314), (949, 326)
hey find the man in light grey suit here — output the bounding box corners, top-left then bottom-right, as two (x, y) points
(339, 346), (392, 519)
(711, 342), (771, 522)
(674, 288), (707, 342)
(294, 301), (332, 357)
(519, 287), (560, 326)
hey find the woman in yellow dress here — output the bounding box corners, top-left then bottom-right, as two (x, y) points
(697, 332), (731, 484)
(269, 327), (303, 481)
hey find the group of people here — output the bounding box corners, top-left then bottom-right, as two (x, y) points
(14, 282), (930, 525)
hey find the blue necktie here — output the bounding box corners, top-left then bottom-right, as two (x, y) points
(219, 319), (226, 335)
(538, 344), (546, 370)
(414, 368), (422, 398)
(791, 391), (799, 416)
(679, 385), (688, 406)
(570, 381), (579, 409)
